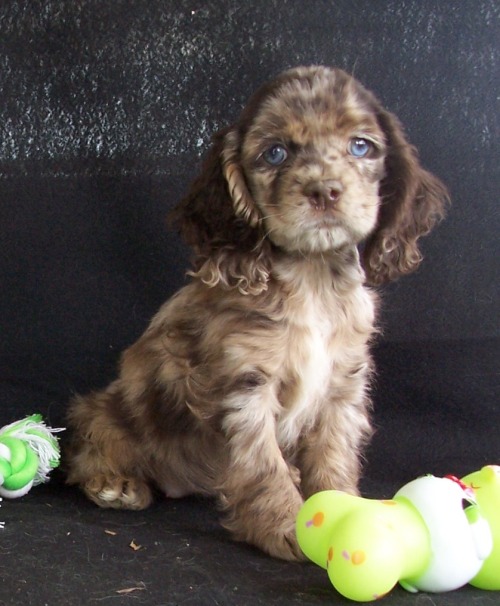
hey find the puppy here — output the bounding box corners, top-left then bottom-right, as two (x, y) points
(66, 66), (448, 560)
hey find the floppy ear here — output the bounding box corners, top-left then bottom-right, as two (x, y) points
(362, 109), (449, 285)
(221, 129), (261, 228)
(169, 127), (270, 295)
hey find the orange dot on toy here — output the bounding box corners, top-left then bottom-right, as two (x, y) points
(312, 511), (325, 527)
(351, 550), (366, 565)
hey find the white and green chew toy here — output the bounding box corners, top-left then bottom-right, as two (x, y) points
(0, 414), (63, 498)
(297, 466), (500, 601)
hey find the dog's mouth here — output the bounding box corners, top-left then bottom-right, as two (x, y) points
(315, 215), (342, 227)
(306, 213), (345, 231)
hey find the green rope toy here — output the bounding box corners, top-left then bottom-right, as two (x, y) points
(0, 414), (64, 499)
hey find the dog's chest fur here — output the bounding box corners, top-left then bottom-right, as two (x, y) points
(272, 256), (375, 448)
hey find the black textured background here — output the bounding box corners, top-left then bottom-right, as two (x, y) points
(0, 1), (498, 605)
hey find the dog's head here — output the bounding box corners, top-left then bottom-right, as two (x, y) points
(173, 66), (448, 291)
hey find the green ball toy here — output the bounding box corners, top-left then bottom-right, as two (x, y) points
(462, 465), (500, 590)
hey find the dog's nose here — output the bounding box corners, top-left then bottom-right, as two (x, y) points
(304, 180), (343, 210)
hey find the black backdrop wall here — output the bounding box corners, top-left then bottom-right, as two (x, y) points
(1, 0), (498, 474)
(0, 3), (498, 604)
(1, 1), (498, 368)
(1, 0), (499, 477)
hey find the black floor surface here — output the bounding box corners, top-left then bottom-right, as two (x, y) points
(0, 340), (498, 605)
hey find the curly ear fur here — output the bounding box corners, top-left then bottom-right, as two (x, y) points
(222, 129), (261, 228)
(362, 109), (449, 285)
(170, 127), (271, 295)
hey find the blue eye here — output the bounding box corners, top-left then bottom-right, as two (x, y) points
(262, 144), (288, 166)
(348, 138), (372, 158)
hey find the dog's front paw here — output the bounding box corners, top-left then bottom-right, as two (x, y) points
(259, 518), (306, 561)
(221, 487), (305, 561)
(83, 475), (153, 510)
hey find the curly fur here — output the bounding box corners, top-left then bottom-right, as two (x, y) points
(66, 66), (448, 560)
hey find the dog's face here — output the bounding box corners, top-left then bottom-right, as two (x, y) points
(240, 68), (387, 254)
(175, 65), (447, 288)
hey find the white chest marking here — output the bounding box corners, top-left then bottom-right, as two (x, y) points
(277, 296), (334, 449)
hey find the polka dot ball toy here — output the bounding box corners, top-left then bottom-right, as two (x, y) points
(296, 467), (500, 602)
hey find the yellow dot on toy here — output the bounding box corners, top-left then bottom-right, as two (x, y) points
(312, 511), (325, 527)
(328, 546), (334, 562)
(351, 550), (366, 565)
